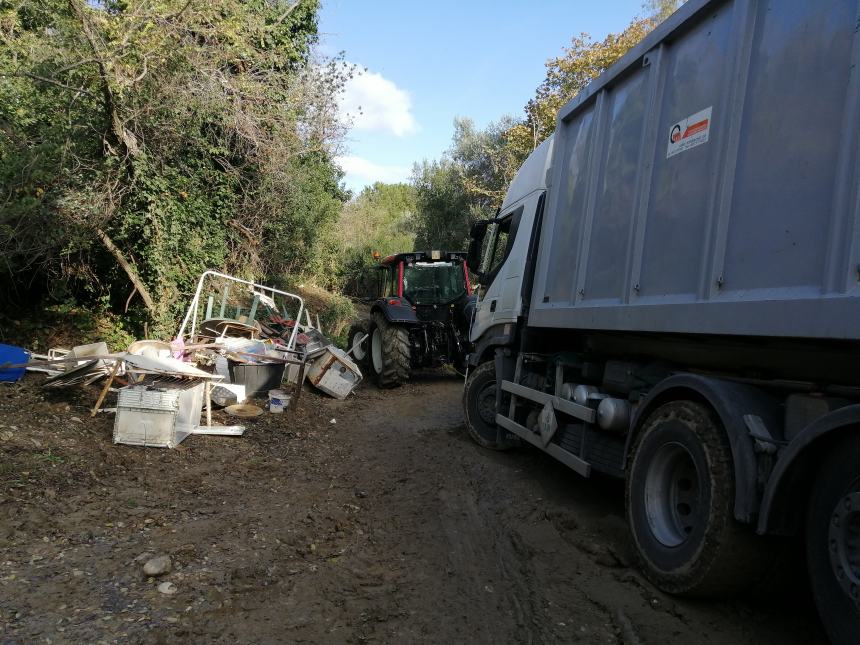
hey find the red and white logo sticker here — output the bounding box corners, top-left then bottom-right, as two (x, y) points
(667, 106), (712, 158)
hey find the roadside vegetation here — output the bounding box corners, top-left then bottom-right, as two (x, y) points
(0, 0), (680, 345)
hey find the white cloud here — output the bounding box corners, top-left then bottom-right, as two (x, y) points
(336, 155), (411, 187)
(340, 66), (418, 137)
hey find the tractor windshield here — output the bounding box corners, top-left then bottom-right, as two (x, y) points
(403, 262), (466, 305)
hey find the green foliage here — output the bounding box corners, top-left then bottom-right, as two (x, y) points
(411, 159), (473, 251)
(643, 0), (684, 22)
(276, 278), (355, 344)
(513, 16), (656, 152)
(318, 292), (356, 346)
(449, 116), (524, 210)
(34, 449), (64, 466)
(262, 152), (350, 287)
(0, 0), (350, 337)
(409, 116), (527, 251)
(2, 301), (136, 353)
(334, 182), (417, 296)
(0, 0), (682, 344)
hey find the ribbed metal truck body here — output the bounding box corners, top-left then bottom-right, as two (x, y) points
(529, 0), (860, 339)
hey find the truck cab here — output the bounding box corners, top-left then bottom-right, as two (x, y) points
(468, 136), (553, 353)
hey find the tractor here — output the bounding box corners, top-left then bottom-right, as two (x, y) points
(348, 251), (476, 388)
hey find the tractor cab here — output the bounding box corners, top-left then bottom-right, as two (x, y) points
(373, 251), (472, 308)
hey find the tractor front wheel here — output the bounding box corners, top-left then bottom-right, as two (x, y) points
(347, 320), (371, 371)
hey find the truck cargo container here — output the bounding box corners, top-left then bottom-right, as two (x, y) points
(462, 1), (860, 642)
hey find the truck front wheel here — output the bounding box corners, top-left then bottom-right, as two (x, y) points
(463, 361), (520, 450)
(806, 434), (860, 645)
(626, 401), (764, 596)
(370, 312), (410, 388)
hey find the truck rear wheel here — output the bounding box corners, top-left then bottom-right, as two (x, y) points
(347, 320), (370, 371)
(370, 312), (410, 388)
(806, 434), (860, 645)
(626, 401), (763, 596)
(463, 361), (520, 450)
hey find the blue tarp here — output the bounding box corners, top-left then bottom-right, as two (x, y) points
(0, 343), (28, 382)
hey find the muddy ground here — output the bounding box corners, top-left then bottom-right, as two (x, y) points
(0, 371), (827, 644)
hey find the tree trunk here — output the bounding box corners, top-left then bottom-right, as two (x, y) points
(95, 227), (156, 315)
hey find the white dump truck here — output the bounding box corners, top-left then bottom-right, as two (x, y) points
(462, 1), (860, 641)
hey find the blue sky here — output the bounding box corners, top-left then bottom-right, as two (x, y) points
(319, 0), (646, 194)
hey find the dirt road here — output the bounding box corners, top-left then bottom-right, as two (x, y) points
(0, 372), (826, 643)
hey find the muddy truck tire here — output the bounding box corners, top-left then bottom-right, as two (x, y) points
(626, 401), (768, 597)
(463, 361), (520, 450)
(347, 320), (371, 371)
(370, 311), (410, 388)
(806, 434), (860, 645)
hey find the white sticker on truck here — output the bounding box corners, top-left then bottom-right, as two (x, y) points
(666, 106), (712, 158)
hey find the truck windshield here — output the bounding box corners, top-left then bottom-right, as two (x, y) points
(403, 263), (465, 305)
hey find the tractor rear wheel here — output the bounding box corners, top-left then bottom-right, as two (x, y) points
(370, 312), (410, 388)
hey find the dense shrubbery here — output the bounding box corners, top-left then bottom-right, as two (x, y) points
(0, 0), (349, 337)
(334, 182), (417, 297)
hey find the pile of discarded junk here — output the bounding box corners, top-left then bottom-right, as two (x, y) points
(0, 271), (362, 449)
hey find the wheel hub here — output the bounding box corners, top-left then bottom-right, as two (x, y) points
(351, 332), (367, 361)
(371, 328), (383, 374)
(828, 491), (860, 608)
(643, 442), (702, 548)
(476, 382), (497, 426)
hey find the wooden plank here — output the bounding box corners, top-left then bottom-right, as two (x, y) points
(91, 360), (121, 417)
(205, 380), (212, 428)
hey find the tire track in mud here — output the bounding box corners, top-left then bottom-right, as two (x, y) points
(357, 377), (621, 644)
(439, 433), (622, 645)
(348, 377), (543, 642)
(357, 375), (827, 645)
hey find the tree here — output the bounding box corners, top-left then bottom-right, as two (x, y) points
(337, 182), (417, 252)
(407, 116), (527, 252)
(644, 0), (684, 22)
(334, 182), (417, 295)
(407, 9), (670, 254)
(504, 4), (686, 162)
(411, 158), (473, 251)
(508, 16), (656, 153)
(449, 116), (523, 210)
(0, 0), (350, 333)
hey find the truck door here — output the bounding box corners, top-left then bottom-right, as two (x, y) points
(472, 206), (523, 336)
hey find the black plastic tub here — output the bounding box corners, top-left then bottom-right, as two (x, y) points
(227, 360), (285, 398)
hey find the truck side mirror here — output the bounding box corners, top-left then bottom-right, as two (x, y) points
(467, 220), (489, 275)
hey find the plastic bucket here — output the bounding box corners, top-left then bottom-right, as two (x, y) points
(227, 360), (285, 397)
(268, 389), (290, 414)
